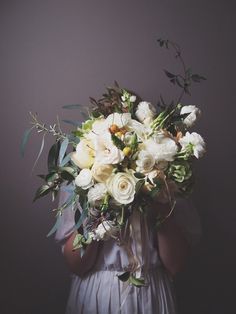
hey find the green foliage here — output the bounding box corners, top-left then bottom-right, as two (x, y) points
(73, 233), (93, 250)
(111, 134), (125, 150)
(168, 161), (192, 183)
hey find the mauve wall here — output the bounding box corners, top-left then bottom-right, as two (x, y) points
(1, 1), (236, 313)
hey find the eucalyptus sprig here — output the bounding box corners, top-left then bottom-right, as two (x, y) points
(29, 112), (66, 141)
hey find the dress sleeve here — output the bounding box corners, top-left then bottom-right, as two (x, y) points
(172, 197), (202, 247)
(54, 188), (76, 249)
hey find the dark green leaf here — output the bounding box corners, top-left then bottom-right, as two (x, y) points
(191, 74), (207, 83)
(33, 184), (52, 202)
(164, 70), (176, 78)
(134, 172), (145, 179)
(48, 142), (60, 172)
(111, 134), (125, 150)
(135, 179), (145, 193)
(117, 271), (130, 282)
(74, 208), (88, 230)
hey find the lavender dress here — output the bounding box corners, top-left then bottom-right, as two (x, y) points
(55, 190), (202, 314)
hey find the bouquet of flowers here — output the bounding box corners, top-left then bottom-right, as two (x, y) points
(22, 39), (206, 286)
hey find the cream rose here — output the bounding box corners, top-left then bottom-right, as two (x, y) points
(75, 169), (94, 190)
(87, 183), (107, 205)
(136, 150), (155, 173)
(107, 171), (136, 205)
(180, 105), (201, 128)
(135, 101), (156, 125)
(71, 139), (95, 169)
(91, 162), (113, 183)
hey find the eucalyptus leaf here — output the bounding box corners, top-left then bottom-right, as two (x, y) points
(59, 138), (69, 165)
(20, 127), (34, 157)
(31, 133), (46, 173)
(47, 215), (62, 237)
(62, 119), (81, 126)
(60, 153), (71, 167)
(62, 104), (83, 109)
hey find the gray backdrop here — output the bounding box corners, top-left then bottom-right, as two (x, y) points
(1, 0), (236, 313)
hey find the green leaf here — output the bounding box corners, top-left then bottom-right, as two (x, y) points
(47, 215), (62, 237)
(59, 138), (69, 165)
(74, 208), (88, 230)
(60, 166), (75, 181)
(134, 172), (145, 179)
(72, 129), (84, 138)
(31, 133), (46, 173)
(128, 275), (145, 287)
(60, 153), (71, 167)
(164, 70), (176, 78)
(20, 127), (34, 157)
(62, 104), (83, 109)
(48, 142), (60, 172)
(135, 179), (145, 193)
(117, 271), (130, 282)
(33, 184), (52, 202)
(111, 134), (125, 150)
(191, 74), (207, 83)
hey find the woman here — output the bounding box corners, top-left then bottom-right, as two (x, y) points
(55, 188), (202, 314)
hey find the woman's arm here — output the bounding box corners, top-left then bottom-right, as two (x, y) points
(63, 231), (100, 277)
(156, 204), (190, 277)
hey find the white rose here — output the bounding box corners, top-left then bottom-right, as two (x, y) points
(71, 139), (95, 169)
(179, 131), (206, 158)
(94, 132), (124, 164)
(107, 171), (136, 205)
(87, 183), (107, 205)
(135, 101), (156, 125)
(144, 133), (178, 162)
(90, 220), (119, 241)
(75, 169), (94, 190)
(180, 105), (201, 128)
(105, 112), (131, 128)
(91, 162), (114, 182)
(136, 150), (155, 173)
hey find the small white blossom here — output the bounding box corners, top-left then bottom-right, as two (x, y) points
(179, 131), (206, 158)
(180, 105), (201, 128)
(135, 101), (156, 125)
(90, 221), (119, 241)
(87, 183), (107, 205)
(75, 169), (94, 190)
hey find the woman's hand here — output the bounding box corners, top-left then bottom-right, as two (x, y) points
(63, 231), (101, 277)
